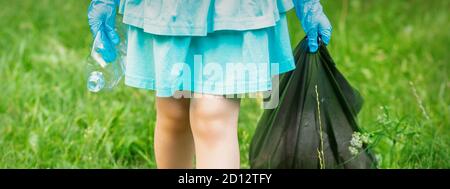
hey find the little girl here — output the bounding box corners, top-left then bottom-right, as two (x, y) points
(88, 0), (331, 169)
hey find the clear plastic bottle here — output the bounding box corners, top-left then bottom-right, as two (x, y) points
(86, 19), (127, 93)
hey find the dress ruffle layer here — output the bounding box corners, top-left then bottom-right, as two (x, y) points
(119, 0), (294, 36)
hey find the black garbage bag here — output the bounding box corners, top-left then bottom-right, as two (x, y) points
(250, 38), (376, 169)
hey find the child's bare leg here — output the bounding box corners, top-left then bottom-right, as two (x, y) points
(190, 94), (241, 169)
(155, 97), (194, 168)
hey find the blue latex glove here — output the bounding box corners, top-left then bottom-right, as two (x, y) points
(293, 0), (332, 52)
(88, 0), (120, 63)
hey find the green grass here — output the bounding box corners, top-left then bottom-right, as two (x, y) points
(0, 0), (448, 168)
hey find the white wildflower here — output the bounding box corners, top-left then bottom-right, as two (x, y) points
(350, 132), (363, 149)
(349, 131), (372, 156)
(349, 146), (359, 156)
(361, 133), (371, 144)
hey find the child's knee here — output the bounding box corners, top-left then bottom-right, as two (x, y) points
(156, 98), (190, 121)
(190, 103), (234, 141)
(156, 104), (190, 133)
(158, 107), (189, 123)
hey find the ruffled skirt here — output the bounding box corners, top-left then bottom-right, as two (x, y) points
(124, 13), (296, 97)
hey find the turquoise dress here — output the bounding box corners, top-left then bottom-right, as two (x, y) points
(119, 0), (296, 97)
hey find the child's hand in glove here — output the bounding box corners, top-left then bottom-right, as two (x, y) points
(88, 0), (120, 62)
(294, 0), (332, 53)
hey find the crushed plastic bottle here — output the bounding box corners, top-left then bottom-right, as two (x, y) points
(87, 71), (106, 93)
(86, 18), (127, 93)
